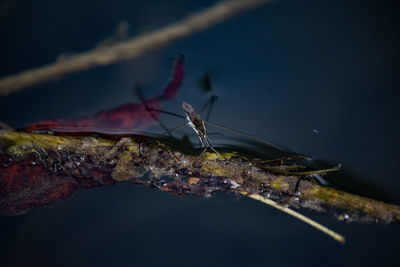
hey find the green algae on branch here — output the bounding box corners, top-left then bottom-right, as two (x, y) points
(0, 129), (115, 155)
(1, 130), (400, 239)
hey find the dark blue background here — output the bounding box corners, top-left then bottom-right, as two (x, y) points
(1, 0), (399, 266)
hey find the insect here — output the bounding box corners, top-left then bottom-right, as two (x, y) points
(182, 101), (221, 157)
(129, 69), (294, 157)
(146, 97), (292, 158)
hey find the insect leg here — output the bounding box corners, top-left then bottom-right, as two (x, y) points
(199, 147), (208, 157)
(135, 86), (175, 136)
(204, 121), (295, 153)
(199, 137), (208, 157)
(198, 135), (206, 147)
(254, 155), (311, 164)
(143, 122), (187, 145)
(199, 94), (218, 119)
(144, 107), (185, 119)
(204, 135), (221, 157)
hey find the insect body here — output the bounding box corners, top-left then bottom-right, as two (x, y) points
(182, 101), (220, 157)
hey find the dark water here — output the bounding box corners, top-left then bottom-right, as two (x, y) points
(1, 0), (400, 266)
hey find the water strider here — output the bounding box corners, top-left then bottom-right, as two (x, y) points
(148, 99), (294, 158)
(182, 101), (221, 157)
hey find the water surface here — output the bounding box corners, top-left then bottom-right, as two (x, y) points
(1, 1), (399, 266)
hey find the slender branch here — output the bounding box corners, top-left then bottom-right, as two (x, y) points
(0, 0), (273, 95)
(245, 193), (345, 243)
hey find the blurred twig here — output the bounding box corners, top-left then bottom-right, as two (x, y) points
(0, 0), (273, 96)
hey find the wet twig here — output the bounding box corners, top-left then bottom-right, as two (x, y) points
(1, 129), (400, 243)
